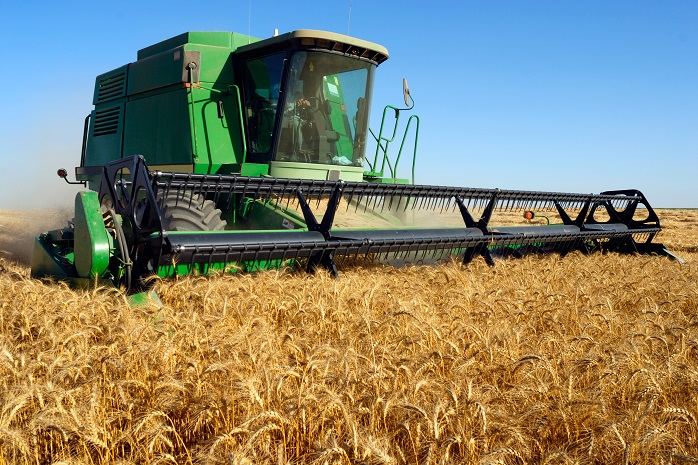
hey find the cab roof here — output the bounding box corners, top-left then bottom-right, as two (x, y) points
(236, 29), (389, 65)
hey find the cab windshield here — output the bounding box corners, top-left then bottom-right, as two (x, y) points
(276, 51), (375, 167)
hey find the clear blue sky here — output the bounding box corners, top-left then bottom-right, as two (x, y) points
(1, 1), (695, 208)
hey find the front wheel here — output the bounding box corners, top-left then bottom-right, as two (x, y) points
(158, 192), (227, 231)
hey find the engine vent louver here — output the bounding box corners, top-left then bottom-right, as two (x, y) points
(93, 106), (120, 136)
(96, 72), (126, 102)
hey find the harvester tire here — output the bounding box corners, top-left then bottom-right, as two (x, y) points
(159, 193), (227, 231)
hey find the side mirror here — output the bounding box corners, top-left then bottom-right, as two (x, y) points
(403, 78), (411, 107)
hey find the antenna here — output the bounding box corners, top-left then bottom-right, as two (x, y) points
(347, 0), (353, 35)
(248, 0), (252, 44)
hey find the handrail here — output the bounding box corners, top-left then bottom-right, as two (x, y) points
(394, 114), (419, 184)
(367, 105), (419, 183)
(374, 106), (401, 174)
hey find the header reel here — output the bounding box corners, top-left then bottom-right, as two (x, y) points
(35, 155), (666, 294)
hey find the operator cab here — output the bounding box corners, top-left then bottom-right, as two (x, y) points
(234, 30), (388, 181)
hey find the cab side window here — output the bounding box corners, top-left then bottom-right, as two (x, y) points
(243, 53), (284, 154)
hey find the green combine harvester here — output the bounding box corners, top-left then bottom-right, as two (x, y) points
(31, 29), (674, 297)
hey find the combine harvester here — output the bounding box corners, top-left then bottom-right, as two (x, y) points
(31, 30), (674, 298)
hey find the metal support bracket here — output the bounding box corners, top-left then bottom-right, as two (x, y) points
(478, 190), (498, 231)
(98, 155), (168, 291)
(455, 196), (494, 266)
(554, 198), (592, 255)
(296, 183), (344, 277)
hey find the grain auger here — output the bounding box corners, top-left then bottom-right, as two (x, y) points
(31, 29), (675, 298)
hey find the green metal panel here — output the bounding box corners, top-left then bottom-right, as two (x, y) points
(127, 46), (196, 96)
(189, 45), (236, 84)
(129, 37), (242, 96)
(92, 65), (129, 105)
(84, 65), (129, 167)
(73, 191), (112, 279)
(137, 32), (259, 60)
(270, 160), (364, 181)
(128, 45), (236, 96)
(123, 89), (193, 166)
(84, 105), (126, 167)
(189, 86), (245, 174)
(240, 163), (269, 176)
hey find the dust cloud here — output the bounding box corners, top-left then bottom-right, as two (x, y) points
(0, 208), (74, 266)
(0, 98), (87, 265)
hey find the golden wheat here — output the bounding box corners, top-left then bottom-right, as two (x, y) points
(0, 209), (696, 464)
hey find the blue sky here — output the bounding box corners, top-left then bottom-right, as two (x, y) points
(1, 1), (695, 208)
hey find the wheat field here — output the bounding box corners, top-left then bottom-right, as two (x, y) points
(0, 209), (697, 464)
